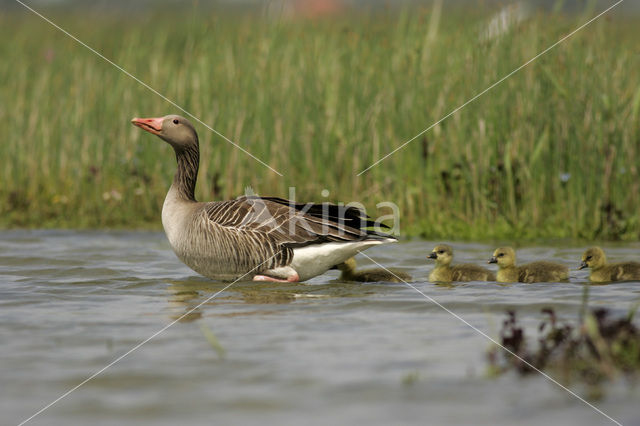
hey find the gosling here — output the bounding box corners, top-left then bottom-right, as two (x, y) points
(428, 244), (496, 283)
(488, 247), (569, 283)
(336, 257), (412, 283)
(579, 247), (640, 283)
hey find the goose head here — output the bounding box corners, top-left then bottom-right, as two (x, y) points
(489, 247), (515, 268)
(132, 114), (198, 150)
(580, 246), (606, 270)
(336, 257), (357, 273)
(428, 244), (453, 266)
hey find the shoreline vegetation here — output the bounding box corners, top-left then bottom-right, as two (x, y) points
(1, 7), (639, 240)
(488, 304), (640, 400)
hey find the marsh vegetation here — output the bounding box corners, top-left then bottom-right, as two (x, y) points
(488, 304), (640, 400)
(1, 7), (638, 239)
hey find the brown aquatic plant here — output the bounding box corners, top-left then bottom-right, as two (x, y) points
(488, 306), (640, 398)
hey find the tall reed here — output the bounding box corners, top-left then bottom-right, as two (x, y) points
(0, 7), (638, 240)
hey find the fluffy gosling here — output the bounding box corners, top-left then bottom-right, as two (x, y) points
(489, 247), (569, 283)
(428, 244), (496, 283)
(579, 247), (640, 283)
(336, 257), (412, 283)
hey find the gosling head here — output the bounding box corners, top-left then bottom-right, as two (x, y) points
(428, 244), (454, 266)
(132, 114), (198, 151)
(337, 257), (357, 273)
(489, 247), (516, 268)
(580, 247), (606, 270)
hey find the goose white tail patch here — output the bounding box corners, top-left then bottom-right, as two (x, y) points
(290, 239), (396, 281)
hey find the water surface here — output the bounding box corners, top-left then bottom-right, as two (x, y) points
(1, 231), (639, 425)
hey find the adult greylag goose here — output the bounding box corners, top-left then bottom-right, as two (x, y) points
(336, 257), (412, 282)
(579, 246), (640, 283)
(427, 244), (495, 283)
(488, 247), (568, 283)
(131, 114), (396, 282)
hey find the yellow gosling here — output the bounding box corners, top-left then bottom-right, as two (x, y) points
(428, 244), (496, 283)
(337, 257), (412, 283)
(579, 247), (640, 283)
(489, 247), (569, 283)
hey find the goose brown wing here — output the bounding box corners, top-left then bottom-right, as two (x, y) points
(203, 196), (395, 248)
(614, 262), (640, 280)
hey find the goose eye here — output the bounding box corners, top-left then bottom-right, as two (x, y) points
(586, 255), (592, 260)
(173, 119), (179, 124)
(438, 250), (444, 254)
(498, 253), (504, 257)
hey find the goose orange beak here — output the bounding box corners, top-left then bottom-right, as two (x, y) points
(131, 117), (163, 135)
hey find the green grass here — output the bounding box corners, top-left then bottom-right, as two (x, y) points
(1, 6), (639, 240)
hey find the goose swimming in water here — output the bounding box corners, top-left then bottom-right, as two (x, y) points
(489, 247), (569, 283)
(428, 244), (496, 283)
(336, 257), (412, 282)
(131, 114), (396, 282)
(579, 246), (640, 283)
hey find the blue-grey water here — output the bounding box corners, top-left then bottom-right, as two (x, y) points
(1, 230), (639, 426)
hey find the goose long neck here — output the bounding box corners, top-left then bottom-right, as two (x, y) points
(172, 143), (199, 202)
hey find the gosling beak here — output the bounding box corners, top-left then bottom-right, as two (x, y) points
(428, 252), (437, 260)
(488, 256), (497, 264)
(578, 261), (588, 270)
(131, 116), (163, 135)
